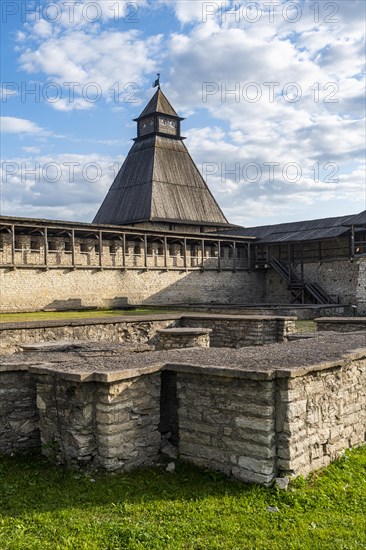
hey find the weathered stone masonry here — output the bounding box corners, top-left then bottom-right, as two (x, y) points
(315, 317), (366, 332)
(35, 368), (162, 471)
(1, 352), (365, 485)
(275, 358), (366, 476)
(0, 314), (296, 354)
(0, 364), (39, 454)
(0, 268), (265, 313)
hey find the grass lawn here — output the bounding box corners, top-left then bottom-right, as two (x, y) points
(0, 447), (365, 550)
(1, 311), (318, 333)
(294, 320), (316, 332)
(0, 308), (180, 324)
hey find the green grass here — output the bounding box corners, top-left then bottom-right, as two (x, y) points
(0, 447), (365, 549)
(0, 308), (179, 324)
(1, 311), (318, 330)
(295, 320), (316, 332)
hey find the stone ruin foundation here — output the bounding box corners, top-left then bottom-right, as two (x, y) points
(0, 315), (365, 486)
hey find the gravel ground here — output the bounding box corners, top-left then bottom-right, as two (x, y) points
(1, 331), (365, 374)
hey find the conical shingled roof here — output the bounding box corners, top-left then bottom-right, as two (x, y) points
(93, 90), (229, 227)
(136, 88), (181, 119)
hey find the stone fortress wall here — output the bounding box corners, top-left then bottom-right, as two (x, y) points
(0, 231), (266, 312)
(264, 257), (365, 312)
(262, 236), (366, 313)
(0, 268), (266, 313)
(1, 230), (365, 313)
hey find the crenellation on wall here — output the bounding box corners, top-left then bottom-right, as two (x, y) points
(0, 237), (250, 272)
(1, 232), (364, 313)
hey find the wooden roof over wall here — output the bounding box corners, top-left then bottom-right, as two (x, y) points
(224, 211), (366, 243)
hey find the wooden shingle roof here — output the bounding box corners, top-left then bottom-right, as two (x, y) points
(93, 89), (229, 227)
(93, 135), (229, 225)
(136, 89), (181, 119)
(343, 211), (366, 226)
(224, 213), (365, 243)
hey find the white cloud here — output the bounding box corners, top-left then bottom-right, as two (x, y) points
(183, 125), (365, 226)
(1, 153), (124, 222)
(6, 0), (365, 224)
(22, 146), (41, 154)
(155, 0), (365, 225)
(0, 117), (49, 135)
(18, 24), (162, 110)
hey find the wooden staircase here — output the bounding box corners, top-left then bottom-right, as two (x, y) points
(256, 254), (338, 305)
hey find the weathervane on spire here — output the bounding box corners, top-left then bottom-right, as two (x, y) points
(152, 73), (160, 89)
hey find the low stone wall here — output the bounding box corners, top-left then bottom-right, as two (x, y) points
(276, 358), (366, 476)
(1, 351), (365, 485)
(0, 315), (181, 354)
(35, 368), (162, 471)
(0, 314), (296, 354)
(315, 317), (366, 332)
(173, 367), (276, 484)
(157, 328), (211, 350)
(180, 315), (296, 347)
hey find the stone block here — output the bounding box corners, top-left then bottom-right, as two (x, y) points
(238, 455), (275, 476)
(179, 431), (211, 446)
(235, 416), (275, 431)
(231, 466), (274, 486)
(36, 394), (47, 412)
(222, 438), (276, 459)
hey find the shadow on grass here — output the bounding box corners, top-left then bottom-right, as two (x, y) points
(0, 451), (266, 517)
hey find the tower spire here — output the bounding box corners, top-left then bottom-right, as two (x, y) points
(93, 87), (229, 228)
(152, 73), (160, 90)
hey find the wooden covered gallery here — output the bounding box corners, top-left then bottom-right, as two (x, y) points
(0, 216), (254, 272)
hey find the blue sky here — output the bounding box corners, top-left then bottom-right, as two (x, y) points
(1, 0), (365, 227)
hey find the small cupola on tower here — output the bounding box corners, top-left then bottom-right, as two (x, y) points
(134, 87), (184, 140)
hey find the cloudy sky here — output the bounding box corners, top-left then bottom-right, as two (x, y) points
(1, 0), (365, 227)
